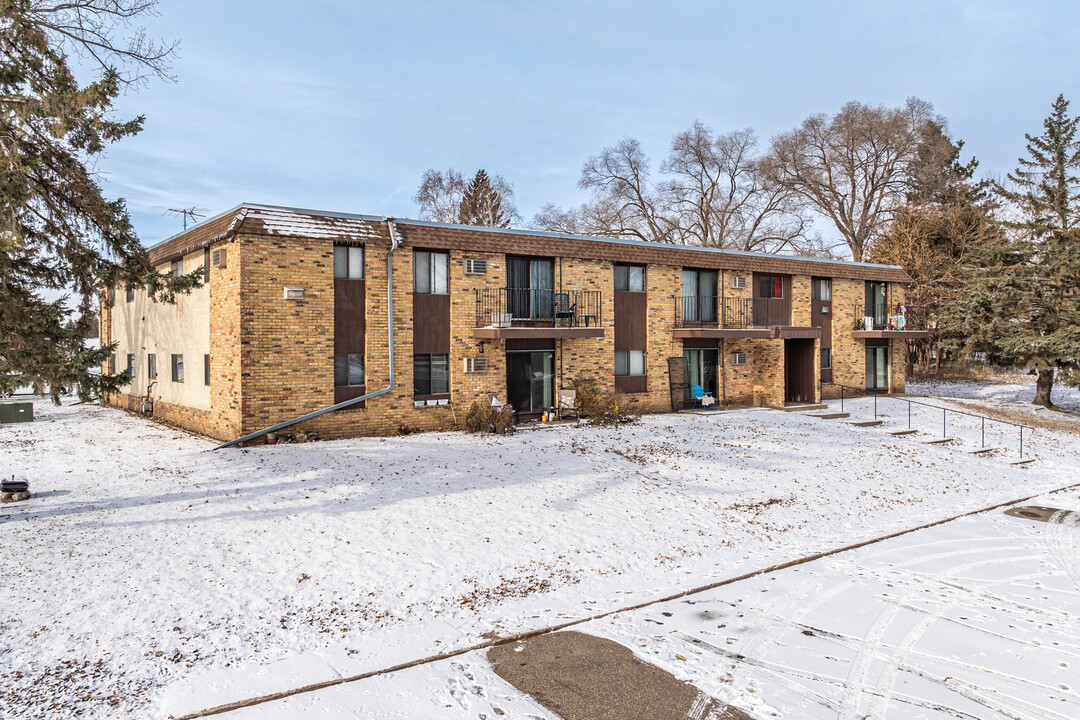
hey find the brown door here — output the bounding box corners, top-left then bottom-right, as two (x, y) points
(810, 278), (832, 383)
(784, 339), (815, 404)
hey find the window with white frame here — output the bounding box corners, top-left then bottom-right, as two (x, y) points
(615, 350), (646, 376)
(413, 250), (449, 294)
(171, 260), (183, 278)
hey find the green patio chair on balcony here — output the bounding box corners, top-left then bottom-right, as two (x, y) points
(553, 292), (577, 327)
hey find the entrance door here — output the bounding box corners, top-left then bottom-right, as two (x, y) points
(866, 345), (889, 390)
(784, 339), (815, 404)
(507, 351), (555, 414)
(683, 348), (718, 402)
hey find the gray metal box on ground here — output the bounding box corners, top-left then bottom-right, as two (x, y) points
(0, 402), (33, 423)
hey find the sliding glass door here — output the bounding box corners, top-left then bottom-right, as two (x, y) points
(508, 257), (555, 320)
(866, 345), (888, 390)
(683, 348), (718, 400)
(507, 351), (555, 414)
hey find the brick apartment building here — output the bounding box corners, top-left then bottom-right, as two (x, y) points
(100, 204), (924, 442)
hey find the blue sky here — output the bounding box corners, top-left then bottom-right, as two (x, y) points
(99, 0), (1078, 247)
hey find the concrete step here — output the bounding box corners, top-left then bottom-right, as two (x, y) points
(812, 412), (850, 420)
(922, 437), (959, 445)
(782, 404), (829, 412)
(888, 429), (919, 436)
(845, 420), (884, 427)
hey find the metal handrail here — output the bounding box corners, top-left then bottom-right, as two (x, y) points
(821, 381), (1033, 459)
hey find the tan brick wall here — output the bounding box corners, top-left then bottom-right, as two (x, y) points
(208, 239), (242, 439)
(791, 275), (812, 326)
(107, 390), (218, 438)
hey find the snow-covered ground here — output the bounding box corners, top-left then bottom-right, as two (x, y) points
(1, 387), (1078, 718)
(908, 373), (1080, 415)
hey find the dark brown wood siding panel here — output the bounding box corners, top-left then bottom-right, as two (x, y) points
(506, 338), (557, 351)
(334, 385), (367, 405)
(614, 291), (647, 351)
(753, 274), (792, 325)
(682, 338), (719, 349)
(615, 375), (648, 394)
(412, 293), (451, 354)
(334, 279), (365, 354)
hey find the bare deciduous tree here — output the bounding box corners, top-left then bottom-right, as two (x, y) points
(537, 125), (810, 252)
(659, 123), (808, 252)
(17, 0), (178, 84)
(761, 97), (940, 261)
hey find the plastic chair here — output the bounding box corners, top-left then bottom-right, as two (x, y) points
(691, 385), (715, 408)
(553, 292), (577, 327)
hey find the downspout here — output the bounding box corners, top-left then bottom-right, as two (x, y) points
(214, 218), (401, 450)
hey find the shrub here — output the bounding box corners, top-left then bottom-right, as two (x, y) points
(568, 377), (636, 426)
(464, 400), (516, 435)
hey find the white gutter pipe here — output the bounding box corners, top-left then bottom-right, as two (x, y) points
(214, 218), (400, 449)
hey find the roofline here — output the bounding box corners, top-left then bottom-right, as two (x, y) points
(145, 201), (905, 274)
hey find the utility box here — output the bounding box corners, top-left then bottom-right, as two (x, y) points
(0, 402), (33, 423)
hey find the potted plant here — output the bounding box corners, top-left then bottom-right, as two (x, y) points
(267, 431), (279, 445)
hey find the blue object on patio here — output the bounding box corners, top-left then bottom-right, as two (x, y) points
(691, 385), (714, 408)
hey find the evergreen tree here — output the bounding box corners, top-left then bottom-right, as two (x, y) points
(458, 169), (512, 227)
(941, 95), (1080, 407)
(0, 1), (200, 402)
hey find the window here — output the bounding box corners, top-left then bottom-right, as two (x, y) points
(615, 350), (646, 376)
(127, 353), (136, 378)
(148, 354), (157, 379)
(171, 354), (184, 382)
(204, 354), (211, 386)
(413, 353), (449, 395)
(731, 352), (747, 366)
(811, 278), (831, 301)
(731, 276), (747, 289)
(614, 264), (645, 292)
(820, 347), (832, 369)
(758, 275), (784, 299)
(413, 250), (448, 293)
(507, 256), (554, 319)
(203, 249), (211, 283)
(109, 354), (116, 374)
(334, 245), (364, 279)
(125, 287), (135, 303)
(334, 354), (365, 386)
(681, 269), (718, 323)
(171, 260), (183, 278)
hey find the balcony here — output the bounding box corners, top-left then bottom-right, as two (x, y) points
(473, 288), (605, 339)
(673, 296), (814, 339)
(851, 304), (930, 339)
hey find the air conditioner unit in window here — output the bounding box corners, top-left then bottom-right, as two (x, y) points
(731, 352), (747, 366)
(463, 357), (488, 373)
(465, 258), (488, 275)
(731, 276), (747, 289)
(211, 248), (227, 268)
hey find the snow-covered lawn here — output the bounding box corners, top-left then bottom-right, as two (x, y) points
(908, 373), (1080, 415)
(1, 391), (1078, 718)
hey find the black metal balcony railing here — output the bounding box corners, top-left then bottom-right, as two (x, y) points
(853, 304), (929, 332)
(475, 288), (602, 328)
(674, 296), (791, 329)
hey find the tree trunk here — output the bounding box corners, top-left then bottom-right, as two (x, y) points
(1033, 368), (1055, 408)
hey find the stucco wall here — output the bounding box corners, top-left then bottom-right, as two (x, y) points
(111, 250), (211, 410)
